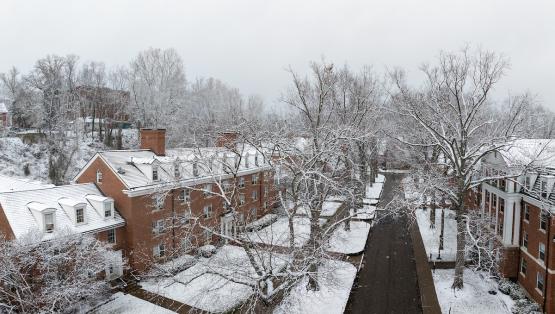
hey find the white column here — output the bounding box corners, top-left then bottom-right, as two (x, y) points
(503, 200), (514, 245)
(512, 200), (521, 246)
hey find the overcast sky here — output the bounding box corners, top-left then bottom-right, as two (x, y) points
(1, 0), (554, 110)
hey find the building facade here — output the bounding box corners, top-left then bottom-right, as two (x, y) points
(479, 140), (555, 313)
(74, 128), (279, 272)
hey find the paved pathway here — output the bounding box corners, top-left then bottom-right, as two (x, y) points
(345, 173), (422, 314)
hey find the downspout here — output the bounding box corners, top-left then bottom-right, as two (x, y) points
(171, 189), (176, 251)
(543, 209), (550, 313)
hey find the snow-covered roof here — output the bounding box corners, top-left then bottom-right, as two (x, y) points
(0, 175), (54, 193)
(0, 183), (125, 240)
(498, 139), (555, 168)
(0, 103), (7, 113)
(86, 145), (270, 190)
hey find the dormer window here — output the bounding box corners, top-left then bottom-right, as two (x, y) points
(44, 213), (54, 233)
(96, 170), (103, 184)
(174, 165), (180, 178)
(104, 201), (113, 218)
(76, 207), (85, 224)
(152, 166), (159, 181)
(255, 154), (259, 166)
(541, 180), (548, 198)
(245, 153), (250, 168)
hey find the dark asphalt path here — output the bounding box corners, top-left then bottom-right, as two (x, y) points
(345, 173), (422, 314)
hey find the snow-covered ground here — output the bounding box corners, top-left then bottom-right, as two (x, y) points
(298, 201), (342, 217)
(141, 245), (288, 313)
(375, 173), (386, 183)
(0, 137), (48, 181)
(327, 221), (371, 254)
(433, 269), (514, 314)
(90, 292), (175, 314)
(351, 204), (376, 220)
(365, 182), (384, 199)
(274, 259), (357, 314)
(246, 216), (326, 248)
(415, 207), (457, 261)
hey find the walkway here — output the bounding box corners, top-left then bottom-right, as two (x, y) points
(345, 173), (422, 314)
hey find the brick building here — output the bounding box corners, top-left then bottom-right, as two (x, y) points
(0, 182), (126, 279)
(479, 139), (555, 313)
(74, 128), (278, 272)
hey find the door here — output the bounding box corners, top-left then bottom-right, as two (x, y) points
(221, 214), (235, 241)
(105, 250), (123, 280)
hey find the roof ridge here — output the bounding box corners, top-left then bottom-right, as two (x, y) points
(0, 182), (95, 195)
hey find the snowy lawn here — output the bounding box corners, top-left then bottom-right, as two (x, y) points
(274, 259), (357, 314)
(245, 213), (278, 231)
(91, 292), (175, 314)
(433, 268), (514, 314)
(375, 173), (386, 183)
(363, 198), (379, 205)
(351, 204), (376, 220)
(416, 207), (457, 261)
(327, 221), (371, 254)
(365, 182), (384, 199)
(141, 245), (289, 313)
(298, 201), (343, 217)
(246, 217), (327, 247)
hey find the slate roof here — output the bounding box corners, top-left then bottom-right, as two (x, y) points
(0, 183), (125, 240)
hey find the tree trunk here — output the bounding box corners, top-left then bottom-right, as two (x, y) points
(430, 203), (436, 229)
(452, 181), (467, 289)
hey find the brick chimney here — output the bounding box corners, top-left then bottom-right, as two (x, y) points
(216, 131), (239, 148)
(140, 128), (166, 156)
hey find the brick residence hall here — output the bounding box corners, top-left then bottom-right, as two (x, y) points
(477, 139), (555, 313)
(0, 129), (279, 277)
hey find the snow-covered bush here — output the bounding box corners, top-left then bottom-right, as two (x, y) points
(499, 279), (526, 300)
(512, 299), (541, 314)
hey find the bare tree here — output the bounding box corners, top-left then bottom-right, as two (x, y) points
(389, 46), (531, 288)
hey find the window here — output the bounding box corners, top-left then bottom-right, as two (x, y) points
(245, 154), (250, 168)
(255, 154), (259, 166)
(492, 195), (497, 208)
(152, 166), (159, 181)
(153, 243), (165, 258)
(239, 194), (245, 205)
(520, 258), (527, 275)
(540, 212), (548, 231)
(264, 186), (269, 197)
(250, 207), (257, 219)
(104, 202), (112, 218)
(524, 204), (530, 221)
(252, 190), (258, 201)
(174, 166), (180, 178)
(152, 219), (165, 235)
(204, 205), (213, 219)
(239, 177), (245, 188)
(499, 179), (506, 191)
(204, 184), (212, 197)
(541, 180), (548, 198)
(76, 207), (85, 224)
(107, 228), (116, 244)
(263, 201), (268, 209)
(223, 181), (232, 192)
(498, 221), (503, 236)
(539, 243), (546, 262)
(523, 232), (528, 249)
(525, 176), (530, 190)
(499, 198), (504, 213)
(179, 189), (190, 202)
(181, 238), (192, 252)
(96, 170), (103, 183)
(537, 272), (544, 292)
(44, 213), (54, 232)
(252, 174), (259, 185)
(223, 201), (231, 211)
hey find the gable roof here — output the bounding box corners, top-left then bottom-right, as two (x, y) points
(76, 146), (270, 193)
(0, 183), (125, 241)
(498, 139), (555, 168)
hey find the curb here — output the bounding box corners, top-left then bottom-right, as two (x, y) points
(409, 220), (442, 314)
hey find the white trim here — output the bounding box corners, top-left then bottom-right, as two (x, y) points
(72, 153), (131, 189)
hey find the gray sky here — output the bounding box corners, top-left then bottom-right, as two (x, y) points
(1, 0), (554, 110)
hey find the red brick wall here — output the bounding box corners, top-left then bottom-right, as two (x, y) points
(518, 201), (554, 312)
(140, 129), (166, 156)
(0, 204), (15, 239)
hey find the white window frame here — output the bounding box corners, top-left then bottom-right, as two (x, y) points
(152, 219), (165, 235)
(76, 206), (85, 224)
(204, 184), (212, 197)
(104, 201), (113, 218)
(152, 166), (159, 181)
(44, 213), (55, 233)
(239, 177), (245, 188)
(520, 257), (527, 276)
(252, 190), (258, 201)
(204, 205), (213, 219)
(96, 170), (103, 184)
(153, 243), (166, 258)
(539, 242), (546, 262)
(107, 228), (116, 244)
(239, 194), (245, 205)
(250, 207), (257, 219)
(537, 272), (544, 292)
(252, 174), (259, 185)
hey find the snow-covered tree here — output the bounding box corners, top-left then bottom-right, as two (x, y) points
(0, 231), (121, 313)
(389, 46), (532, 288)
